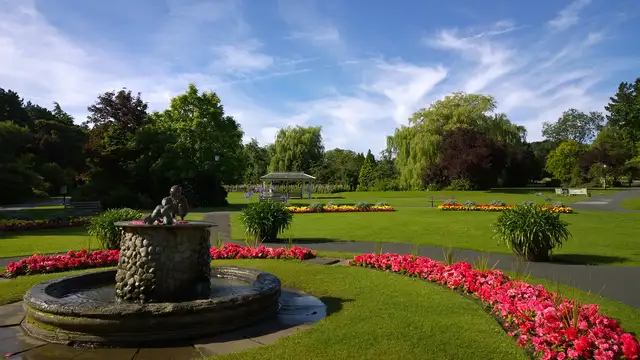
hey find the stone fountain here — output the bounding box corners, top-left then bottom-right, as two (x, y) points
(20, 186), (293, 347)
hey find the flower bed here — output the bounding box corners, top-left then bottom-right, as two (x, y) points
(1, 245), (317, 278)
(2, 249), (119, 278)
(286, 205), (396, 213)
(210, 243), (316, 260)
(0, 217), (91, 231)
(350, 253), (639, 360)
(438, 204), (574, 213)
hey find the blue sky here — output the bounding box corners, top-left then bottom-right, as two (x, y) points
(1, 0), (638, 154)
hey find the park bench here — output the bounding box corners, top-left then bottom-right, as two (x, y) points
(64, 201), (102, 216)
(260, 192), (289, 203)
(555, 188), (568, 196)
(429, 196), (456, 208)
(568, 188), (589, 197)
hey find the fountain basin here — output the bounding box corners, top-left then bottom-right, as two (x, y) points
(21, 267), (281, 346)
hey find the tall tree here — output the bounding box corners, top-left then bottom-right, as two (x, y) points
(150, 84), (244, 206)
(541, 108), (605, 144)
(422, 128), (506, 189)
(357, 150), (377, 191)
(0, 88), (32, 128)
(242, 138), (270, 184)
(604, 77), (640, 143)
(269, 126), (324, 173)
(545, 140), (587, 186)
(388, 92), (524, 189)
(312, 149), (363, 190)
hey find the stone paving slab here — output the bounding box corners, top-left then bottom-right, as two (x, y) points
(74, 348), (138, 360)
(134, 347), (202, 360)
(15, 343), (88, 359)
(303, 257), (341, 266)
(0, 327), (47, 358)
(194, 333), (262, 356)
(0, 302), (25, 327)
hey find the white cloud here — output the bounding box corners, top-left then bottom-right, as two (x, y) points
(286, 27), (341, 42)
(211, 40), (274, 73)
(547, 0), (592, 31)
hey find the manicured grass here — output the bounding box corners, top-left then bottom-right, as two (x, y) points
(224, 188), (617, 209)
(230, 208), (640, 266)
(0, 213), (207, 258)
(1, 260), (637, 358)
(621, 197), (640, 210)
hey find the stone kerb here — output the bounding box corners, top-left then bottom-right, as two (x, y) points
(114, 221), (213, 303)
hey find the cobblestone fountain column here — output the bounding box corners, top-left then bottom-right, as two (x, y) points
(114, 221), (213, 303)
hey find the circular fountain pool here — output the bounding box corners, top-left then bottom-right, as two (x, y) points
(22, 266), (281, 346)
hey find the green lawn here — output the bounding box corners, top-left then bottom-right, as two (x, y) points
(621, 197), (640, 210)
(1, 260), (638, 359)
(224, 188), (617, 209)
(230, 208), (640, 266)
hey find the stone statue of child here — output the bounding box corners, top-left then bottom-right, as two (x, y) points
(169, 185), (189, 220)
(143, 185), (189, 225)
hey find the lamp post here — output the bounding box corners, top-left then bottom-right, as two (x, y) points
(603, 164), (607, 190)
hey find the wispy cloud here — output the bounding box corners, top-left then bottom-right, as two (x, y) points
(547, 0), (592, 31)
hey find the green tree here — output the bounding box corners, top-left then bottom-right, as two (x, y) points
(269, 125), (324, 173)
(150, 84), (244, 206)
(545, 140), (586, 186)
(0, 88), (33, 128)
(605, 77), (640, 143)
(357, 150), (377, 191)
(541, 108), (605, 144)
(313, 149), (364, 190)
(242, 138), (270, 184)
(388, 92), (524, 188)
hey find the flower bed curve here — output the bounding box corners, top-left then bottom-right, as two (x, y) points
(0, 217), (91, 231)
(286, 205), (396, 213)
(350, 253), (638, 360)
(1, 245), (316, 278)
(438, 204), (574, 214)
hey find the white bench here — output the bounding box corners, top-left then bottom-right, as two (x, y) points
(64, 201), (102, 215)
(568, 188), (589, 196)
(555, 188), (566, 196)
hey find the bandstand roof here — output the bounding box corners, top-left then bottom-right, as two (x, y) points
(260, 172), (316, 181)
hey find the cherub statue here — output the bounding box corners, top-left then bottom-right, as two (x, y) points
(142, 185), (190, 225)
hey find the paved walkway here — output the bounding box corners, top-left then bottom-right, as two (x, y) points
(201, 212), (640, 309)
(570, 188), (640, 212)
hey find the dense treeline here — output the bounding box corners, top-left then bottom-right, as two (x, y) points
(1, 76), (639, 206)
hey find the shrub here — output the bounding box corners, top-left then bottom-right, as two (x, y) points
(375, 201), (389, 207)
(354, 201), (370, 209)
(87, 208), (142, 250)
(489, 200), (506, 206)
(308, 202), (324, 212)
(463, 200), (477, 207)
(425, 183), (441, 191)
(447, 178), (475, 190)
(239, 200), (293, 244)
(492, 204), (571, 262)
(521, 200), (535, 206)
(327, 201), (337, 207)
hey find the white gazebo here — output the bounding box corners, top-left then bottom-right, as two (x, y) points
(260, 172), (316, 200)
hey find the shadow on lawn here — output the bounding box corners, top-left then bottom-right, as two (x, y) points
(319, 296), (352, 316)
(550, 254), (631, 266)
(0, 226), (87, 239)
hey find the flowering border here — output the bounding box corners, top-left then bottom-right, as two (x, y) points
(350, 253), (638, 360)
(286, 205), (396, 213)
(0, 217), (91, 232)
(1, 245), (317, 278)
(438, 204), (574, 213)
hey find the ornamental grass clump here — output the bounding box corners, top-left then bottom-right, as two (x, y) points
(492, 204), (571, 262)
(355, 201), (370, 209)
(308, 202), (324, 212)
(87, 208), (143, 250)
(239, 200), (293, 244)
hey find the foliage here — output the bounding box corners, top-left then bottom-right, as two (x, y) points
(308, 202), (324, 212)
(286, 204), (396, 213)
(2, 249), (119, 278)
(312, 149), (364, 190)
(0, 217), (90, 231)
(545, 140), (586, 186)
(605, 77), (640, 143)
(355, 201), (370, 209)
(239, 200), (293, 243)
(542, 108), (605, 144)
(357, 150), (377, 191)
(87, 208), (143, 250)
(375, 201), (389, 207)
(493, 204), (571, 261)
(269, 125), (324, 173)
(388, 92), (525, 188)
(209, 244), (315, 260)
(242, 138), (270, 184)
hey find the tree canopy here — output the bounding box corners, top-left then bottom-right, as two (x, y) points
(269, 125), (324, 173)
(542, 108), (604, 144)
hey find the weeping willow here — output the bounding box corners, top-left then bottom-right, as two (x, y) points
(388, 92), (527, 188)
